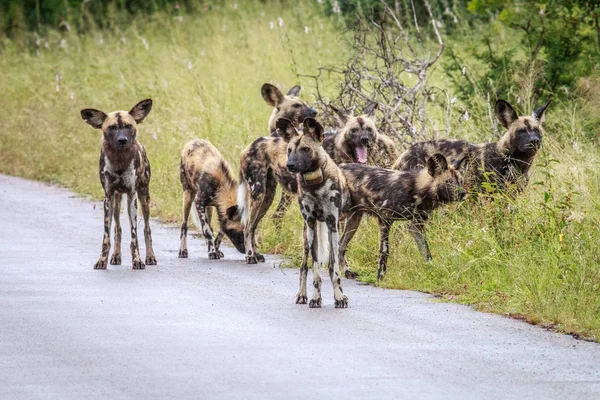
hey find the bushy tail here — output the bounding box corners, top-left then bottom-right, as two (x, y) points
(190, 200), (201, 230)
(314, 221), (330, 268)
(237, 182), (249, 226)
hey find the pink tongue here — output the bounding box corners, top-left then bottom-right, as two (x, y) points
(356, 145), (367, 163)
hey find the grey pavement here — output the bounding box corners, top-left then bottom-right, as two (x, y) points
(0, 174), (599, 399)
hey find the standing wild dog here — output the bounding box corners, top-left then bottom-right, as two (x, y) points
(323, 103), (399, 168)
(178, 139), (245, 260)
(261, 83), (319, 219)
(393, 99), (551, 191)
(80, 99), (156, 269)
(339, 155), (465, 280)
(282, 117), (349, 308)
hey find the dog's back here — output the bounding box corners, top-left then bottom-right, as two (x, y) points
(180, 139), (237, 196)
(393, 139), (471, 170)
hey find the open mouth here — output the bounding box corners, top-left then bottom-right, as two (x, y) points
(355, 144), (368, 163)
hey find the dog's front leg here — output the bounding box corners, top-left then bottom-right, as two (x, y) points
(306, 220), (322, 308)
(94, 194), (114, 269)
(327, 216), (347, 308)
(296, 224), (310, 304)
(127, 192), (144, 269)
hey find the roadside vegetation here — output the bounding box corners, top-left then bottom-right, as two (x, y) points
(1, 1), (599, 340)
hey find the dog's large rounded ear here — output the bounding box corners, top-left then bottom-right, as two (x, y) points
(286, 85), (301, 97)
(261, 83), (284, 107)
(304, 118), (325, 142)
(363, 102), (378, 121)
(330, 104), (350, 126)
(80, 109), (107, 129)
(427, 153), (449, 177)
(129, 99), (153, 124)
(226, 205), (239, 221)
(495, 99), (518, 129)
(532, 98), (551, 124)
(275, 118), (298, 141)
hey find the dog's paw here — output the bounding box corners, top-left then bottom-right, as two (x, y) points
(309, 298), (322, 308)
(245, 255), (259, 264)
(344, 269), (357, 279)
(208, 251), (222, 260)
(178, 249), (188, 258)
(109, 254), (121, 265)
(132, 260), (145, 270)
(145, 255), (157, 265)
(256, 254), (265, 263)
(335, 296), (348, 309)
(296, 295), (307, 304)
(94, 259), (107, 270)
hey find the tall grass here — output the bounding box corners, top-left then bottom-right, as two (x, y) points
(1, 1), (599, 340)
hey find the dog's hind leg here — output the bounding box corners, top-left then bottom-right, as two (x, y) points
(339, 212), (362, 279)
(138, 189), (156, 265)
(408, 221), (432, 261)
(244, 170), (276, 264)
(110, 192), (122, 265)
(377, 219), (392, 280)
(179, 189), (194, 258)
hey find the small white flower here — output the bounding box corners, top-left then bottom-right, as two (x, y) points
(187, 61), (193, 70)
(278, 17), (283, 27)
(55, 84), (60, 92)
(572, 141), (582, 153)
(152, 131), (158, 141)
(332, 1), (341, 14)
(451, 97), (456, 104)
(304, 26), (310, 34)
(517, 96), (521, 104)
(461, 66), (466, 75)
(233, 2), (238, 9)
(539, 8), (544, 15)
(269, 21), (274, 29)
(430, 94), (435, 101)
(466, 240), (474, 248)
(121, 36), (127, 44)
(35, 38), (41, 46)
(69, 92), (75, 100)
(44, 41), (49, 49)
(436, 20), (443, 28)
(489, 249), (497, 256)
(59, 39), (66, 48)
(515, 6), (519, 12)
(99, 36), (104, 45)
(463, 111), (469, 121)
(481, 227), (488, 233)
(55, 74), (61, 82)
(141, 37), (149, 51)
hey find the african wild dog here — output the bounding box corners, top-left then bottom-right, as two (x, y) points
(281, 117), (349, 308)
(393, 99), (551, 192)
(80, 99), (156, 269)
(339, 154), (465, 280)
(323, 103), (399, 168)
(178, 139), (245, 260)
(261, 83), (319, 219)
(261, 83), (318, 136)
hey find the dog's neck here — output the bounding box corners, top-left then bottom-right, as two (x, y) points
(302, 159), (327, 185)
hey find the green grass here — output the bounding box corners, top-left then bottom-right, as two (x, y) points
(1, 1), (599, 340)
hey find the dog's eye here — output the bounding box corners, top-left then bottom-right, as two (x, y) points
(293, 104), (302, 108)
(287, 148), (292, 155)
(301, 147), (311, 153)
(516, 129), (526, 136)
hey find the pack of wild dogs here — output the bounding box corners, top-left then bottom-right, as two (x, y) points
(80, 84), (550, 308)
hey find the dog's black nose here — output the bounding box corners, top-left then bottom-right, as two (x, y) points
(310, 109), (318, 117)
(360, 136), (370, 145)
(286, 163), (296, 172)
(118, 137), (128, 145)
(530, 138), (541, 147)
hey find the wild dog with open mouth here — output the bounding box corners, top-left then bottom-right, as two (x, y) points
(80, 99), (156, 269)
(261, 83), (319, 219)
(393, 99), (550, 191)
(323, 103), (399, 168)
(339, 154), (466, 280)
(178, 139), (245, 260)
(282, 117), (349, 308)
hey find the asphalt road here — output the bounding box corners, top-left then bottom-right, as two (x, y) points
(1, 174), (599, 399)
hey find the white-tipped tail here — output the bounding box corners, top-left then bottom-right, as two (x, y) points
(315, 221), (330, 268)
(190, 200), (201, 230)
(237, 183), (248, 226)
